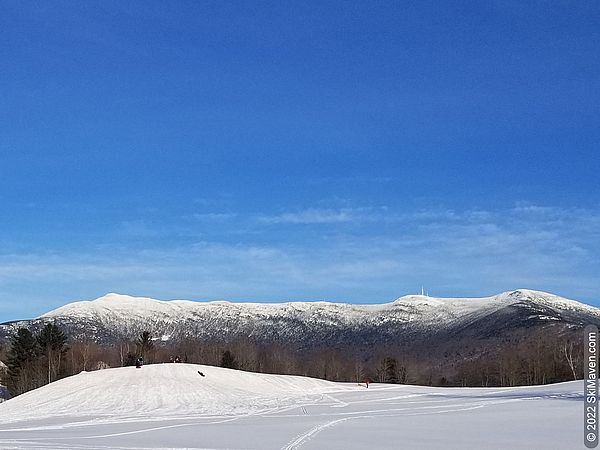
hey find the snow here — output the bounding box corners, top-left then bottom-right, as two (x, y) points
(0, 364), (583, 449)
(0, 364), (342, 422)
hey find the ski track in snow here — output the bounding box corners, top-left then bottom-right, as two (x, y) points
(282, 416), (367, 450)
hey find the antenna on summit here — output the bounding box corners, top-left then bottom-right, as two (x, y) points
(421, 286), (424, 296)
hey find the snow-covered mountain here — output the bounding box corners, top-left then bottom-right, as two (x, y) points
(1, 289), (598, 349)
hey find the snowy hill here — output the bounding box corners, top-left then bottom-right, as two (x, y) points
(0, 363), (344, 423)
(0, 363), (584, 449)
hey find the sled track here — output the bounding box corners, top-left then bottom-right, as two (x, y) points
(282, 416), (369, 450)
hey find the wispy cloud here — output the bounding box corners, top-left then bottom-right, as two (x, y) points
(257, 207), (390, 224)
(259, 208), (357, 224)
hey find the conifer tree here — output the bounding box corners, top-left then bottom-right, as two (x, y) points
(7, 328), (40, 395)
(136, 331), (154, 362)
(37, 323), (67, 384)
(384, 357), (399, 384)
(220, 350), (238, 369)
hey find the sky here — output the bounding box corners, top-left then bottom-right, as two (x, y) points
(1, 1), (599, 320)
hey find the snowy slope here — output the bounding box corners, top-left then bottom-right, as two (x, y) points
(0, 364), (345, 423)
(0, 364), (584, 449)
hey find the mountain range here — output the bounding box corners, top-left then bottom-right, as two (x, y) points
(1, 289), (597, 352)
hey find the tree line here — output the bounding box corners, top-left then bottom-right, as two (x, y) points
(0, 324), (584, 398)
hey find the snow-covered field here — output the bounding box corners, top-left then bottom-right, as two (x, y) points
(0, 364), (582, 449)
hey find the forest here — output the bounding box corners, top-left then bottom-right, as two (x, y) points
(0, 323), (583, 398)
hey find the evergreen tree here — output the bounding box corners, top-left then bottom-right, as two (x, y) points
(37, 323), (67, 384)
(124, 352), (137, 367)
(6, 328), (40, 395)
(384, 357), (399, 383)
(136, 331), (154, 362)
(220, 350), (238, 369)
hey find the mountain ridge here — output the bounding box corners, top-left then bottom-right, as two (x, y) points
(1, 289), (597, 346)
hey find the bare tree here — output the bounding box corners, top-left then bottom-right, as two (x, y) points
(563, 341), (578, 380)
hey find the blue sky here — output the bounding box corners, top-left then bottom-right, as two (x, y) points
(1, 1), (599, 320)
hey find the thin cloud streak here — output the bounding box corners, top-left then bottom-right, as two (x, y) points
(257, 207), (391, 225)
(258, 208), (358, 224)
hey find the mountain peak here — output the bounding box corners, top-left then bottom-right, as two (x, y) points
(99, 293), (138, 300)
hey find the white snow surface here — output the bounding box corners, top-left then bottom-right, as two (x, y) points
(0, 364), (341, 422)
(0, 363), (584, 449)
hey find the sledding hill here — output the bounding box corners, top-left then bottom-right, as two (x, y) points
(0, 364), (583, 449)
(0, 363), (344, 423)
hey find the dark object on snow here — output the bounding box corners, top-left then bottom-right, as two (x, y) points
(198, 371), (205, 377)
(136, 357), (143, 369)
(174, 355), (181, 363)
